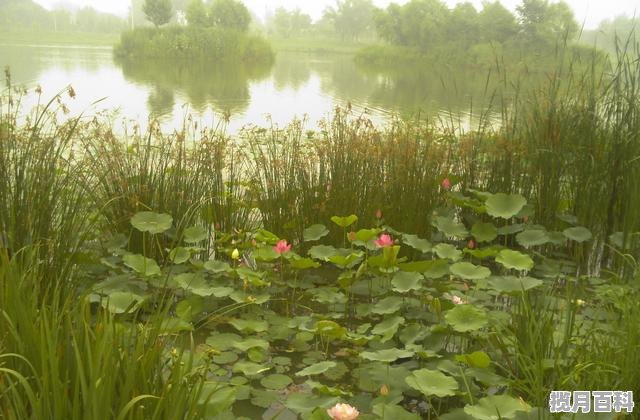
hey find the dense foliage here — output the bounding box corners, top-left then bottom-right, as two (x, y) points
(115, 26), (273, 62)
(143, 0), (174, 28)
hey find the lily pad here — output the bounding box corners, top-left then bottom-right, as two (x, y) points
(372, 296), (404, 314)
(495, 250), (534, 271)
(183, 226), (208, 243)
(392, 271), (424, 293)
(233, 361), (271, 376)
(516, 229), (550, 247)
(229, 318), (269, 333)
(450, 262), (491, 280)
(204, 260), (232, 273)
(303, 224), (329, 241)
(464, 395), (531, 419)
(123, 254), (160, 277)
(371, 316), (404, 343)
(260, 374), (292, 390)
(471, 222), (498, 243)
(405, 368), (459, 397)
(169, 247), (190, 264)
(330, 215), (358, 228)
(102, 291), (145, 314)
(295, 361), (337, 376)
(403, 234), (432, 253)
(434, 243), (462, 261)
(434, 216), (469, 238)
(563, 227), (592, 243)
(455, 351), (491, 368)
(130, 211), (173, 234)
(445, 304), (488, 332)
(289, 256), (321, 269)
(308, 245), (338, 261)
(372, 403), (420, 420)
(485, 193), (527, 219)
(360, 347), (414, 362)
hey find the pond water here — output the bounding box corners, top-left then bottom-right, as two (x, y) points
(1, 42), (501, 133)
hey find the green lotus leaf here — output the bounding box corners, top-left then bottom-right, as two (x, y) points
(169, 247), (190, 264)
(372, 403), (420, 420)
(495, 250), (534, 271)
(314, 320), (347, 340)
(255, 229), (279, 244)
(515, 229), (550, 247)
(260, 374), (292, 390)
(102, 291), (145, 314)
(284, 393), (339, 414)
(455, 351), (491, 368)
(130, 211), (173, 234)
(303, 224), (329, 241)
(183, 226), (208, 243)
(198, 385), (236, 417)
(308, 245), (338, 261)
(464, 394), (532, 419)
(563, 226), (592, 243)
(392, 271), (424, 293)
(434, 243), (462, 261)
(487, 276), (543, 294)
(204, 259), (231, 273)
(403, 234), (432, 253)
(405, 368), (459, 397)
(471, 222), (498, 243)
(176, 296), (204, 322)
(423, 259), (450, 278)
(295, 361), (337, 376)
(289, 256), (321, 269)
(445, 304), (488, 332)
(485, 193), (527, 219)
(228, 318), (269, 333)
(159, 317), (193, 334)
(330, 215), (358, 228)
(252, 245), (278, 261)
(174, 273), (218, 296)
(355, 228), (380, 243)
(434, 216), (469, 238)
(372, 296), (404, 314)
(371, 316), (405, 343)
(497, 224), (525, 235)
(123, 254), (160, 277)
(450, 262), (491, 280)
(466, 246), (503, 259)
(206, 333), (241, 351)
(360, 347), (414, 362)
(232, 361), (271, 376)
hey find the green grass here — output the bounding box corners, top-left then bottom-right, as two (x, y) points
(0, 30), (118, 47)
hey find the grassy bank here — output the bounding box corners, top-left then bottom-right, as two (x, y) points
(1, 43), (640, 419)
(115, 27), (274, 63)
(0, 30), (118, 46)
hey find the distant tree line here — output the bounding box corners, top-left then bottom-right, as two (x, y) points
(0, 0), (126, 33)
(581, 15), (639, 55)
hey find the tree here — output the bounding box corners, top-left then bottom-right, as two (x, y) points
(143, 0), (173, 27)
(477, 1), (518, 44)
(323, 0), (376, 41)
(516, 0), (578, 44)
(186, 0), (207, 27)
(209, 0), (251, 32)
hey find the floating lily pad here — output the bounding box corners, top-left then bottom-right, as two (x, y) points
(204, 260), (231, 273)
(472, 222), (498, 243)
(303, 224), (329, 241)
(233, 361), (271, 376)
(445, 304), (488, 332)
(434, 243), (462, 261)
(464, 394), (532, 419)
(131, 211), (173, 234)
(233, 337), (270, 352)
(176, 296), (204, 322)
(372, 296), (404, 314)
(516, 229), (550, 247)
(206, 333), (241, 351)
(183, 226), (208, 243)
(450, 262), (491, 280)
(289, 257), (320, 269)
(403, 234), (432, 253)
(360, 347), (414, 362)
(284, 393), (338, 415)
(455, 351), (491, 368)
(102, 291), (145, 314)
(372, 403), (420, 420)
(260, 374), (292, 390)
(229, 318), (269, 333)
(485, 193), (527, 219)
(495, 250), (534, 271)
(434, 216), (469, 238)
(405, 368), (459, 397)
(295, 361), (337, 376)
(392, 271), (424, 293)
(123, 254), (160, 277)
(330, 215), (358, 228)
(371, 316), (404, 343)
(563, 227), (592, 243)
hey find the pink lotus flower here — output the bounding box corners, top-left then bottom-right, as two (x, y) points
(273, 239), (291, 255)
(375, 208), (383, 219)
(374, 234), (394, 248)
(441, 178), (452, 190)
(347, 231), (356, 242)
(467, 239), (476, 249)
(327, 403), (360, 420)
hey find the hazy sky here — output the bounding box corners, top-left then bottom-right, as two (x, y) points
(33, 0), (639, 29)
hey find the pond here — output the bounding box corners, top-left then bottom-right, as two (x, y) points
(0, 42), (501, 133)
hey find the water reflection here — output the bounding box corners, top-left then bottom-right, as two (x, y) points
(117, 58), (274, 117)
